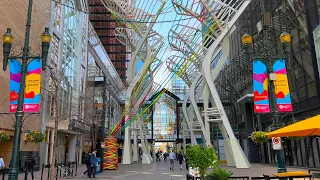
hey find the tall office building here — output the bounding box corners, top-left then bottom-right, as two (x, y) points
(88, 0), (131, 85)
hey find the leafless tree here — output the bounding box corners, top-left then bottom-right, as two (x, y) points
(40, 66), (80, 180)
(82, 87), (109, 151)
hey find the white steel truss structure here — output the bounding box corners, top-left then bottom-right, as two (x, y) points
(101, 0), (252, 168)
(101, 0), (166, 165)
(166, 0), (251, 168)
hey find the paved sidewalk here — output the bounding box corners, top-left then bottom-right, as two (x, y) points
(10, 164), (88, 180)
(97, 159), (187, 180)
(9, 161), (319, 180)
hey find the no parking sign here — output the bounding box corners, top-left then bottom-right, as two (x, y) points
(272, 137), (282, 150)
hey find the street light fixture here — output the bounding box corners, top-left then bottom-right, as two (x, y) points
(242, 29), (291, 173)
(280, 31), (291, 45)
(241, 33), (253, 46)
(2, 28), (13, 71)
(41, 27), (51, 71)
(2, 0), (51, 179)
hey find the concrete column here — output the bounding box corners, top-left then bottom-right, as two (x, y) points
(68, 134), (77, 162)
(133, 123), (139, 161)
(122, 127), (132, 164)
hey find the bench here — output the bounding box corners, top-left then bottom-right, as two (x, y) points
(252, 175), (312, 180)
(228, 176), (250, 179)
(308, 168), (320, 178)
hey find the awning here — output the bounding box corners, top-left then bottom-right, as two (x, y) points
(265, 114), (320, 137)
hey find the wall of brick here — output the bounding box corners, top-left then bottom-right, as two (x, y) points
(0, 0), (50, 163)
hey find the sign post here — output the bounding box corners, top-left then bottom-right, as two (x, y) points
(272, 137), (282, 150)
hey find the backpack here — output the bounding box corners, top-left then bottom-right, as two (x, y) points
(25, 158), (35, 168)
(85, 154), (91, 165)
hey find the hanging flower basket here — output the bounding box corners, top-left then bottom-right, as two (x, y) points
(0, 132), (10, 142)
(251, 131), (268, 143)
(287, 136), (303, 141)
(25, 131), (45, 143)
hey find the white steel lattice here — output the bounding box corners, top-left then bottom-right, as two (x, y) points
(168, 0), (246, 83)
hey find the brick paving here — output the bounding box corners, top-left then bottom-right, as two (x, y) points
(222, 163), (318, 179)
(0, 164), (88, 180)
(3, 161), (318, 180)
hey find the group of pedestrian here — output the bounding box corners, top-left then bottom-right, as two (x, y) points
(168, 151), (188, 170)
(155, 151), (162, 162)
(82, 149), (97, 179)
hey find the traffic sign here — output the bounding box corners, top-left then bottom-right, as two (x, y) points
(272, 137), (282, 150)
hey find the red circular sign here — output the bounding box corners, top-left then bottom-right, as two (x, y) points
(273, 137), (280, 144)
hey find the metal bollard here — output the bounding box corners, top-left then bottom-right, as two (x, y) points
(47, 164), (50, 180)
(75, 161), (77, 176)
(56, 165), (58, 180)
(41, 164), (44, 180)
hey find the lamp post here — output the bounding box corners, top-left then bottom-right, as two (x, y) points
(242, 28), (291, 173)
(2, 0), (51, 179)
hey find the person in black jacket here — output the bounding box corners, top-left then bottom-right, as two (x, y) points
(177, 152), (184, 170)
(82, 153), (91, 177)
(184, 154), (189, 170)
(88, 150), (97, 179)
(24, 154), (36, 180)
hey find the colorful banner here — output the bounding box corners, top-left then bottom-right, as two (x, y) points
(10, 59), (41, 112)
(10, 59), (22, 112)
(253, 60), (270, 113)
(24, 59), (41, 112)
(273, 59), (293, 112)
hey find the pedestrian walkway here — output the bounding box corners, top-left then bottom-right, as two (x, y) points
(13, 164), (87, 180)
(11, 161), (320, 180)
(96, 161), (316, 180)
(97, 159), (187, 180)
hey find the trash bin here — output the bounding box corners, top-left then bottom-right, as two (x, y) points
(95, 158), (101, 174)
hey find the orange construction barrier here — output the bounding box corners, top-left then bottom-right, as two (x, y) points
(103, 136), (118, 170)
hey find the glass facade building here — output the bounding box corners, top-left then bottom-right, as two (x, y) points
(213, 0), (320, 167)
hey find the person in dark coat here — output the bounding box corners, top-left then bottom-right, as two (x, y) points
(155, 151), (160, 162)
(177, 152), (184, 170)
(88, 150), (97, 179)
(82, 153), (91, 177)
(184, 154), (189, 170)
(24, 153), (36, 180)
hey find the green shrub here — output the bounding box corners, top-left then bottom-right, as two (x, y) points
(206, 166), (233, 180)
(251, 131), (268, 143)
(186, 146), (218, 180)
(0, 132), (10, 142)
(26, 131), (45, 143)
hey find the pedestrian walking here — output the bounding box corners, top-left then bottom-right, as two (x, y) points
(156, 151), (161, 162)
(88, 150), (97, 179)
(24, 153), (36, 180)
(184, 154), (189, 170)
(178, 152), (184, 170)
(164, 152), (168, 161)
(81, 152), (91, 177)
(169, 151), (175, 170)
